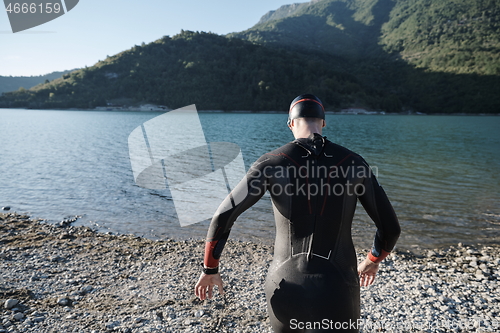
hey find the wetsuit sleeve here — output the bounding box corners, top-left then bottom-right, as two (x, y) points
(203, 157), (268, 268)
(358, 170), (401, 263)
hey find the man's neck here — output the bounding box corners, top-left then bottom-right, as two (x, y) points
(293, 128), (322, 139)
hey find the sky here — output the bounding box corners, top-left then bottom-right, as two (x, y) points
(0, 0), (302, 76)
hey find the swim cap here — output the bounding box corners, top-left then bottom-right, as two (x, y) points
(288, 94), (325, 125)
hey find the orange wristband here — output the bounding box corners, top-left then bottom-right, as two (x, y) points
(367, 249), (390, 263)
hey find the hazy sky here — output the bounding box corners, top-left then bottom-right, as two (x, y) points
(1, 0), (301, 76)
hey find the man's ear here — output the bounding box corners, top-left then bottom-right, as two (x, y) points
(322, 119), (326, 128)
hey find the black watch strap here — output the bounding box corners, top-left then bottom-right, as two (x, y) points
(202, 265), (219, 275)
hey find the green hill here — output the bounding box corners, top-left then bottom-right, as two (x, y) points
(381, 0), (500, 75)
(230, 0), (394, 59)
(0, 70), (74, 94)
(229, 0), (500, 113)
(0, 31), (389, 111)
(1, 0), (499, 113)
(231, 0), (500, 75)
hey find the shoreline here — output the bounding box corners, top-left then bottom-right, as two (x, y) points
(1, 212), (499, 332)
(1, 107), (500, 116)
(5, 210), (498, 254)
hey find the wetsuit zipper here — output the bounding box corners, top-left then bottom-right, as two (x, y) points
(294, 139), (327, 262)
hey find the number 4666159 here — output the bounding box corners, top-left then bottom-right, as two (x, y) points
(5, 2), (62, 14)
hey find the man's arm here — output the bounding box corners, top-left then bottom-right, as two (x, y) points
(195, 160), (268, 300)
(357, 167), (401, 286)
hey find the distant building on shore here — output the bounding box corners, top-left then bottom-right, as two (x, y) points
(339, 108), (380, 115)
(95, 103), (169, 111)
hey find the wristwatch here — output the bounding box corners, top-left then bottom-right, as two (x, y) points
(202, 265), (219, 275)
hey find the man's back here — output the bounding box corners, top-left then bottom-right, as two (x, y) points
(253, 134), (364, 282)
(203, 134), (398, 332)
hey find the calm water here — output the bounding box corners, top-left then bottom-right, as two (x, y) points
(1, 109), (499, 250)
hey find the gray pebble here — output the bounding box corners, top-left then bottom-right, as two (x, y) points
(57, 298), (71, 306)
(12, 313), (24, 321)
(2, 212), (500, 333)
(105, 321), (121, 330)
(4, 299), (18, 310)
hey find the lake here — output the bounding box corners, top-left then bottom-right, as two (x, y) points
(1, 109), (499, 251)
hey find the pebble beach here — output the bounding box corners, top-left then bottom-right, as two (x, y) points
(1, 212), (499, 333)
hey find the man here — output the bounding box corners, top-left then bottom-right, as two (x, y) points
(195, 94), (401, 332)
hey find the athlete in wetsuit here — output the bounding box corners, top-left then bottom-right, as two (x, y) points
(195, 94), (401, 332)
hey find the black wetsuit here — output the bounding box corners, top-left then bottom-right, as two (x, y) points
(204, 133), (400, 332)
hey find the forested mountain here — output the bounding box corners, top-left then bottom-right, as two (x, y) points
(231, 0), (393, 59)
(257, 1), (319, 25)
(1, 0), (499, 113)
(0, 70), (74, 94)
(232, 0), (500, 75)
(0, 31), (387, 111)
(381, 0), (500, 75)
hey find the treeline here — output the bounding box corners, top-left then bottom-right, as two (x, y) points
(0, 70), (74, 94)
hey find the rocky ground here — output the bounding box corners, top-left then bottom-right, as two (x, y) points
(1, 212), (499, 333)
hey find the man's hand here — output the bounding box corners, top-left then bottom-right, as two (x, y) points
(357, 258), (380, 287)
(194, 272), (224, 300)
